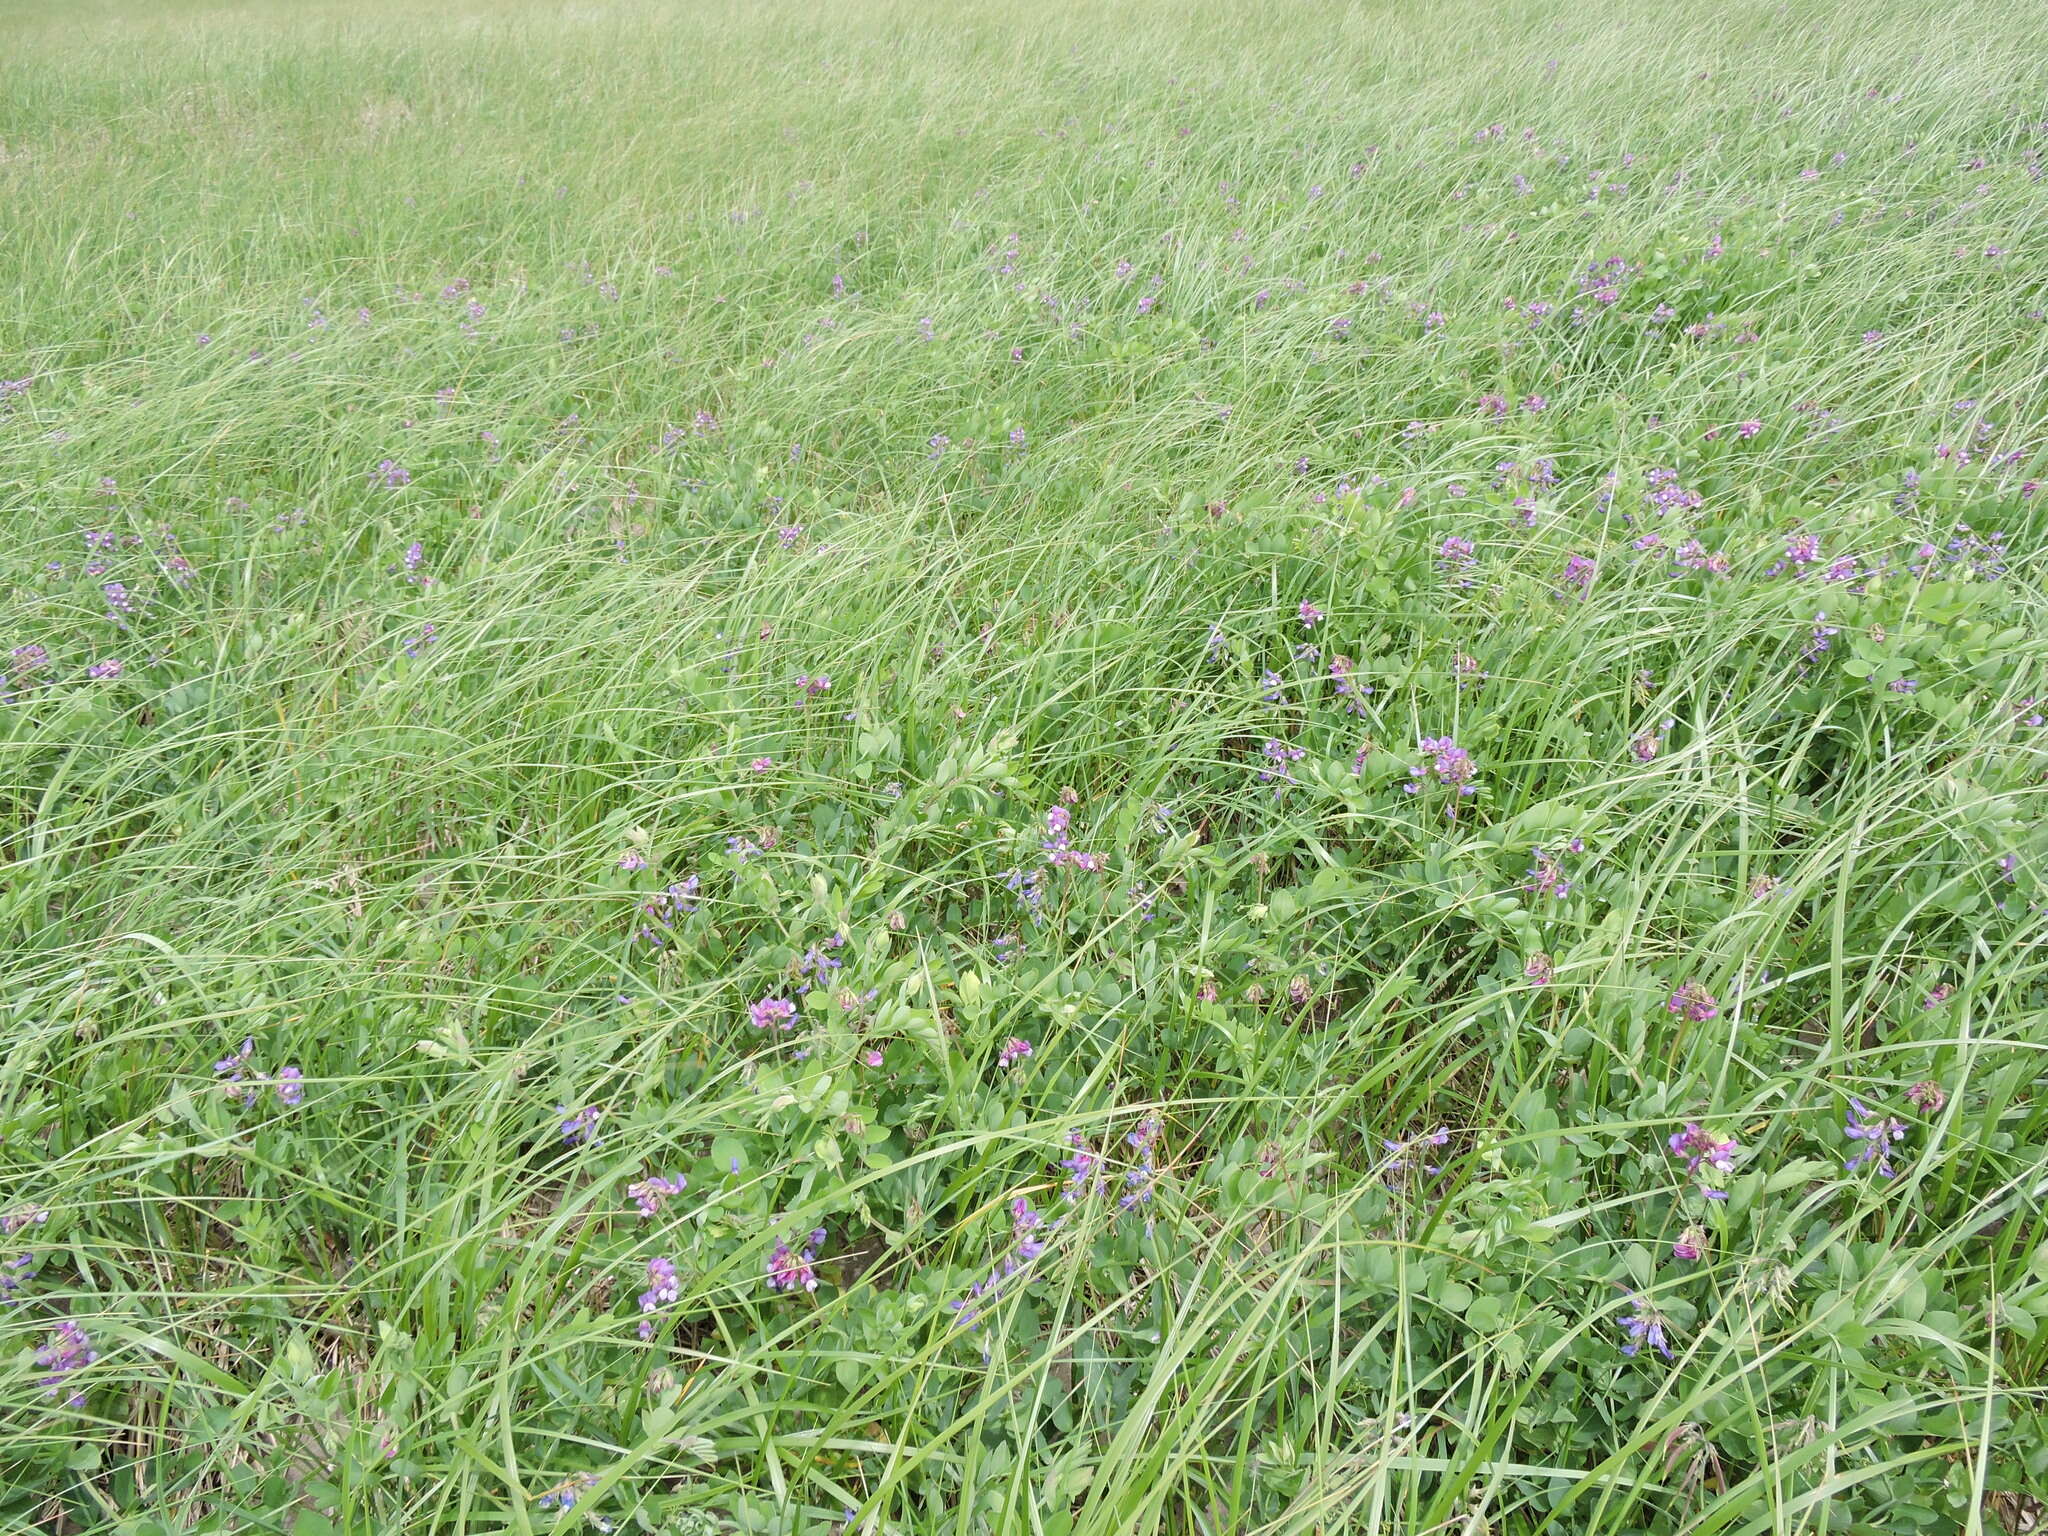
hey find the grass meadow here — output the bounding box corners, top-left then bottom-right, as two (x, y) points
(2, 0), (2047, 1529)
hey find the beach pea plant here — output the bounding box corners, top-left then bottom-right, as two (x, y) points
(1, 0), (2046, 1530)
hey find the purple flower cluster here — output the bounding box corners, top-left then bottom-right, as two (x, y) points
(1667, 1122), (1738, 1197)
(557, 1104), (603, 1146)
(997, 1036), (1034, 1067)
(749, 996), (798, 1031)
(1666, 982), (1719, 1022)
(1258, 738), (1307, 793)
(767, 1228), (827, 1292)
(1844, 1099), (1907, 1177)
(1043, 805), (1105, 872)
(636, 875), (700, 945)
(37, 1319), (95, 1405)
(1618, 1298), (1674, 1359)
(627, 1174), (687, 1219)
(637, 1256), (680, 1338)
(952, 1196), (1050, 1333)
(211, 1038), (304, 1110)
(1404, 736), (1478, 802)
(1382, 1125), (1449, 1182)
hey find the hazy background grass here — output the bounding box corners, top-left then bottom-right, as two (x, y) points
(2, 0), (2045, 1531)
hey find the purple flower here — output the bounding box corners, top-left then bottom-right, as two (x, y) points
(213, 1037), (264, 1105)
(637, 1256), (680, 1338)
(1297, 600), (1324, 629)
(557, 1104), (603, 1146)
(1405, 736), (1478, 800)
(1667, 1121), (1737, 1196)
(748, 756), (775, 773)
(749, 997), (798, 1032)
(1121, 1118), (1164, 1213)
(1618, 1298), (1674, 1359)
(1436, 536), (1477, 581)
(1, 1253), (33, 1307)
(371, 459), (412, 489)
(1258, 738), (1307, 792)
(1844, 1098), (1907, 1176)
(1906, 1081), (1946, 1113)
(1524, 951), (1554, 985)
(1060, 1131), (1103, 1202)
(1671, 1225), (1708, 1263)
(36, 1319), (95, 1405)
(1666, 982), (1719, 1023)
(1, 1203), (50, 1238)
(1382, 1126), (1450, 1181)
(627, 1175), (687, 1219)
(997, 1037), (1033, 1067)
(536, 1473), (598, 1512)
(86, 658), (124, 681)
(767, 1228), (827, 1292)
(275, 1066), (304, 1107)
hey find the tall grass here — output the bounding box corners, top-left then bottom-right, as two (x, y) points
(1, 0), (2045, 1530)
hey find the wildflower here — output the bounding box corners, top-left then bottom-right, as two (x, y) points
(2, 1204), (50, 1238)
(371, 459), (411, 489)
(1404, 735), (1478, 799)
(1905, 1081), (1946, 1114)
(862, 1048), (884, 1068)
(1843, 1098), (1907, 1177)
(403, 623), (437, 658)
(1060, 1131), (1103, 1201)
(1011, 1196), (1047, 1260)
(1748, 873), (1778, 901)
(749, 997), (798, 1032)
(767, 1228), (827, 1292)
(1383, 1126), (1449, 1181)
(86, 658), (124, 680)
(1619, 1298), (1675, 1359)
(1258, 737), (1307, 792)
(1561, 553), (1596, 594)
(1524, 951), (1554, 985)
(1436, 535), (1477, 581)
(1297, 600), (1324, 629)
(275, 1066), (304, 1107)
(213, 1038), (263, 1105)
(1667, 1122), (1737, 1196)
(637, 1256), (680, 1338)
(1122, 1119), (1164, 1213)
(557, 1105), (603, 1146)
(2, 1253), (33, 1306)
(627, 1175), (686, 1219)
(997, 1037), (1033, 1068)
(36, 1319), (95, 1405)
(1666, 983), (1719, 1023)
(1523, 847), (1571, 900)
(535, 1472), (599, 1512)
(618, 849), (648, 872)
(1672, 1225), (1708, 1262)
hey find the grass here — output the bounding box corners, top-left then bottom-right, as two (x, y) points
(1, 0), (2046, 1530)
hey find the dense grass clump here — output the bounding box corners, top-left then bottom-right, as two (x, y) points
(2, 0), (2046, 1529)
